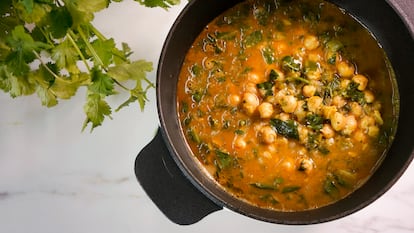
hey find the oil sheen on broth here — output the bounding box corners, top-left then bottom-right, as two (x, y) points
(176, 0), (398, 211)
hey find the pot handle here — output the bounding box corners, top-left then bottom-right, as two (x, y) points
(134, 128), (223, 225)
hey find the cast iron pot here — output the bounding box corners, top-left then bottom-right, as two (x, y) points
(137, 0), (414, 225)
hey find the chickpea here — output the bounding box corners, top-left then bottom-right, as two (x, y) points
(340, 79), (351, 89)
(234, 137), (247, 150)
(258, 102), (274, 119)
(303, 85), (316, 97)
(298, 157), (314, 173)
(373, 110), (384, 125)
(304, 34), (320, 50)
(244, 82), (258, 94)
(298, 125), (309, 145)
(279, 112), (291, 121)
(307, 96), (323, 113)
(342, 115), (358, 135)
(360, 116), (375, 132)
(259, 125), (277, 144)
(364, 90), (375, 103)
(368, 125), (380, 137)
(282, 158), (295, 172)
(330, 111), (345, 131)
(349, 102), (363, 117)
(294, 100), (307, 121)
(321, 124), (335, 139)
(352, 74), (369, 91)
(247, 72), (261, 84)
(228, 94), (241, 106)
(280, 95), (298, 113)
(322, 105), (337, 119)
(242, 92), (260, 115)
(308, 52), (322, 62)
(332, 95), (347, 108)
(336, 61), (355, 78)
(306, 70), (322, 80)
(353, 130), (367, 143)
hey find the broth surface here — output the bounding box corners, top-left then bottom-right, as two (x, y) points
(176, 0), (397, 211)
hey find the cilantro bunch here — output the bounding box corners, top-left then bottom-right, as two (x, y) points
(0, 0), (179, 131)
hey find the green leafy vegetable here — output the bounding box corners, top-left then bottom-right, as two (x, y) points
(345, 81), (366, 104)
(305, 114), (324, 130)
(256, 69), (278, 96)
(243, 30), (263, 48)
(270, 118), (299, 140)
(282, 55), (301, 72)
(215, 150), (233, 170)
(0, 0), (180, 131)
(261, 46), (275, 64)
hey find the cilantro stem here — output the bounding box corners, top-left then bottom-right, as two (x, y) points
(89, 24), (107, 41)
(77, 25), (107, 70)
(39, 26), (55, 47)
(32, 50), (71, 84)
(113, 79), (130, 91)
(67, 30), (91, 72)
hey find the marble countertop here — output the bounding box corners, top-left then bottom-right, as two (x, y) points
(0, 0), (413, 232)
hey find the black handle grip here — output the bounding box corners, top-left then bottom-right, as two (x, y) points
(134, 128), (222, 225)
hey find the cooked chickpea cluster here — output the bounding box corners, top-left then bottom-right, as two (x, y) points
(234, 33), (384, 160)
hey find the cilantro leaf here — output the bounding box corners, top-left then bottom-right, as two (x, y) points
(0, 64), (36, 97)
(82, 93), (112, 132)
(108, 60), (153, 81)
(19, 0), (34, 13)
(5, 25), (50, 76)
(47, 7), (73, 38)
(91, 38), (117, 67)
(89, 67), (115, 96)
(64, 0), (108, 27)
(135, 0), (180, 9)
(51, 38), (80, 74)
(36, 85), (58, 107)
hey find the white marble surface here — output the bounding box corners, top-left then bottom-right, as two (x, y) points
(1, 1), (413, 232)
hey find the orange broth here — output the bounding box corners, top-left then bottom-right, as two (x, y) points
(176, 0), (397, 211)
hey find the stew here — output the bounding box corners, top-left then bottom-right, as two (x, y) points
(176, 0), (398, 211)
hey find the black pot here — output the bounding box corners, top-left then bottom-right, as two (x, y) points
(136, 0), (414, 225)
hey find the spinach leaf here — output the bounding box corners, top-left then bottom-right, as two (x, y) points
(345, 81), (366, 104)
(243, 31), (263, 48)
(282, 186), (301, 193)
(270, 119), (299, 140)
(282, 56), (301, 72)
(215, 150), (233, 169)
(261, 46), (275, 64)
(256, 69), (278, 96)
(305, 114), (324, 130)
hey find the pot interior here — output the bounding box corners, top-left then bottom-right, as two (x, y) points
(157, 0), (414, 224)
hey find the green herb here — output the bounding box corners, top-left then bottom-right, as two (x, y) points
(253, 1), (275, 26)
(250, 182), (278, 190)
(243, 30), (263, 48)
(0, 0), (180, 131)
(282, 185), (301, 193)
(215, 150), (233, 170)
(215, 31), (238, 41)
(282, 55), (301, 72)
(305, 114), (324, 130)
(261, 46), (275, 64)
(324, 40), (343, 65)
(345, 81), (366, 104)
(187, 128), (201, 144)
(270, 118), (299, 140)
(256, 69), (278, 96)
(250, 177), (284, 190)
